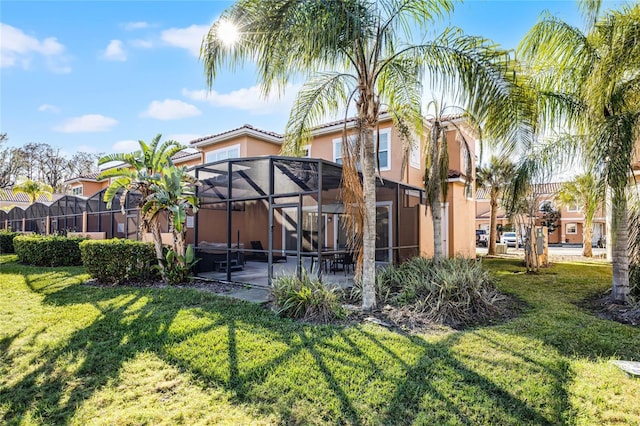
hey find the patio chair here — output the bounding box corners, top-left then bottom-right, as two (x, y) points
(332, 251), (355, 275)
(249, 240), (287, 263)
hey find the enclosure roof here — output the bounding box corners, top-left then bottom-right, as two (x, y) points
(195, 155), (424, 203)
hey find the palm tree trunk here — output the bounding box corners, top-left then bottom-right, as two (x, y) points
(488, 195), (498, 255)
(149, 218), (164, 266)
(611, 191), (630, 303)
(430, 124), (444, 262)
(582, 220), (593, 257)
(361, 126), (377, 311)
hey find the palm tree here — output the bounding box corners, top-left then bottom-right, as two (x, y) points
(476, 156), (516, 255)
(556, 174), (604, 257)
(98, 135), (184, 263)
(422, 101), (479, 261)
(202, 0), (521, 310)
(519, 3), (640, 303)
(12, 179), (53, 204)
(143, 166), (200, 283)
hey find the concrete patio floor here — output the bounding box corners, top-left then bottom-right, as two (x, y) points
(197, 256), (355, 289)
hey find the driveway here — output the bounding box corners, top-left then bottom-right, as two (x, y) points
(476, 245), (608, 259)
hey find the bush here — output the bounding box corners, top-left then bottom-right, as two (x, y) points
(14, 235), (85, 266)
(0, 230), (18, 254)
(80, 239), (157, 284)
(272, 271), (345, 323)
(355, 257), (504, 327)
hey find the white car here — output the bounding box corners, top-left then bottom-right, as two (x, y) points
(500, 232), (520, 247)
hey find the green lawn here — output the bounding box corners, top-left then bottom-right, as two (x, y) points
(0, 254), (638, 425)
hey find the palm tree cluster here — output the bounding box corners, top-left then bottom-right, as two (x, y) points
(98, 135), (199, 283)
(198, 0), (639, 306)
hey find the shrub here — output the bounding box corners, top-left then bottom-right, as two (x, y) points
(14, 235), (85, 266)
(272, 271), (345, 323)
(355, 257), (504, 327)
(0, 230), (18, 254)
(80, 239), (157, 284)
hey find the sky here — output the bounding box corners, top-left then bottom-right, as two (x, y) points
(0, 0), (623, 158)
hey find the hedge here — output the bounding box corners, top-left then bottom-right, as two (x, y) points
(80, 239), (157, 284)
(0, 230), (18, 254)
(13, 235), (85, 266)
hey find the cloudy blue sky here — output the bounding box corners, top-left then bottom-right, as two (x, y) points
(0, 1), (622, 157)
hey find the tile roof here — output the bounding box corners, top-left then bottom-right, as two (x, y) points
(476, 182), (564, 201)
(0, 189), (65, 203)
(189, 124), (283, 146)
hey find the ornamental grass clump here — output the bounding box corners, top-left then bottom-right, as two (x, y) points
(368, 257), (504, 327)
(272, 271), (345, 323)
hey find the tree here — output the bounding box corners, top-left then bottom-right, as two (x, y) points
(520, 2), (640, 302)
(556, 173), (604, 257)
(476, 156), (516, 255)
(539, 202), (560, 234)
(202, 0), (520, 310)
(0, 135), (24, 189)
(98, 135), (184, 263)
(12, 179), (53, 204)
(143, 166), (200, 283)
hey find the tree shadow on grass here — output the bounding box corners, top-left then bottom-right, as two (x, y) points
(0, 263), (593, 424)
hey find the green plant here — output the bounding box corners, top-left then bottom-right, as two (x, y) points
(80, 239), (157, 284)
(0, 229), (18, 253)
(13, 235), (85, 266)
(157, 244), (199, 285)
(354, 257), (504, 327)
(272, 271), (344, 323)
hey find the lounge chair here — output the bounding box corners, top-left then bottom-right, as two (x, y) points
(249, 240), (287, 263)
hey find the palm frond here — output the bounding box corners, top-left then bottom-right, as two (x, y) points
(283, 72), (356, 154)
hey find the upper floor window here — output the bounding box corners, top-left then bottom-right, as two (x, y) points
(205, 144), (240, 163)
(566, 223), (578, 234)
(410, 138), (420, 169)
(301, 145), (311, 158)
(71, 186), (83, 196)
(539, 200), (554, 212)
(333, 128), (390, 171)
(566, 202), (580, 212)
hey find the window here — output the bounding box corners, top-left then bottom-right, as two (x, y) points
(205, 144), (240, 163)
(410, 138), (420, 169)
(566, 223), (578, 234)
(301, 145), (311, 158)
(333, 128), (390, 171)
(71, 186), (82, 196)
(567, 203), (579, 212)
(539, 200), (554, 212)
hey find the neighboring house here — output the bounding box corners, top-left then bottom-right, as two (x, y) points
(61, 149), (202, 197)
(476, 183), (607, 246)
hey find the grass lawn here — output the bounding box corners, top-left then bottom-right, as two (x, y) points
(1, 254), (639, 425)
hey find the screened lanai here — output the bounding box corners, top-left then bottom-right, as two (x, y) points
(7, 207), (25, 231)
(86, 188), (141, 239)
(24, 202), (50, 234)
(193, 156), (424, 286)
(0, 210), (8, 230)
(49, 196), (86, 234)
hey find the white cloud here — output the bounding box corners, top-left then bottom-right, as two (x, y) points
(101, 40), (126, 61)
(182, 83), (301, 115)
(166, 134), (203, 144)
(112, 140), (139, 152)
(0, 23), (70, 72)
(140, 99), (201, 120)
(54, 114), (118, 133)
(161, 24), (209, 56)
(129, 39), (153, 49)
(123, 21), (149, 31)
(38, 104), (60, 113)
